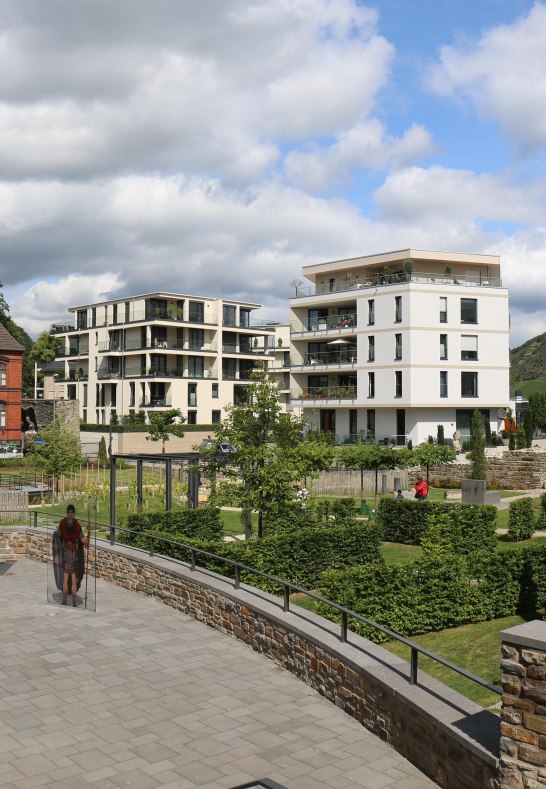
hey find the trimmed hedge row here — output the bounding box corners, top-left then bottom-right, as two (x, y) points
(127, 509), (223, 542)
(118, 518), (383, 594)
(377, 498), (497, 555)
(264, 497), (356, 534)
(317, 544), (546, 643)
(80, 423), (219, 433)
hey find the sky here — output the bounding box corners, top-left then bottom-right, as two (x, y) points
(0, 0), (545, 347)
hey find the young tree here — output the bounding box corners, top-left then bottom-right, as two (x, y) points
(412, 443), (456, 486)
(337, 442), (407, 500)
(436, 424), (445, 445)
(28, 331), (62, 364)
(98, 436), (108, 468)
(146, 409), (186, 453)
(31, 418), (83, 491)
(199, 372), (306, 538)
(293, 435), (335, 485)
(468, 409), (487, 480)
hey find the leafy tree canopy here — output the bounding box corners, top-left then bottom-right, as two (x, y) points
(31, 417), (83, 478)
(146, 409), (186, 452)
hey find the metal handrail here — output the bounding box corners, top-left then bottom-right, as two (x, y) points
(5, 509), (502, 697)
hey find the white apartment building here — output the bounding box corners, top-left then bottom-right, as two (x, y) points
(289, 249), (510, 445)
(50, 293), (281, 425)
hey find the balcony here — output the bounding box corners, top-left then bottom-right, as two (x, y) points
(222, 345), (268, 355)
(290, 314), (357, 334)
(97, 369), (122, 379)
(141, 398), (172, 408)
(222, 370), (255, 380)
(98, 339), (217, 353)
(292, 386), (357, 401)
(58, 345), (89, 358)
(122, 367), (218, 379)
(50, 323), (76, 334)
(290, 350), (357, 368)
(292, 271), (503, 299)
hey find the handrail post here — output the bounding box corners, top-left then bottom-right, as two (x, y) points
(341, 611), (348, 643)
(410, 647), (418, 684)
(109, 526), (115, 546)
(190, 549), (196, 571)
(283, 585), (290, 612)
(149, 536), (154, 558)
(234, 565), (240, 590)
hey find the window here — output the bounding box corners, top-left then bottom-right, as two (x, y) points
(187, 410), (197, 425)
(0, 363), (6, 386)
(240, 309), (251, 328)
(461, 298), (477, 324)
(91, 307), (96, 328)
(77, 310), (87, 329)
(212, 410), (221, 424)
(440, 334), (448, 360)
(189, 328), (204, 350)
(395, 371), (402, 398)
(461, 372), (478, 397)
(112, 304), (118, 324)
(368, 336), (375, 362)
(461, 335), (478, 360)
(189, 301), (204, 323)
(188, 383), (197, 407)
(329, 278), (335, 292)
(111, 384), (117, 407)
(212, 383), (219, 398)
(395, 296), (402, 323)
(0, 402), (5, 428)
(368, 299), (375, 326)
(368, 371), (375, 398)
(188, 356), (204, 378)
(440, 297), (447, 324)
(395, 333), (402, 360)
(222, 305), (236, 326)
(440, 371), (448, 398)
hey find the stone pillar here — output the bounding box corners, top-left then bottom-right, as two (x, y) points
(500, 621), (546, 789)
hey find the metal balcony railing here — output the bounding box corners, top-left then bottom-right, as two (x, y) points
(292, 271), (503, 299)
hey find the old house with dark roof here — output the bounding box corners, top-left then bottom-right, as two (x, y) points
(0, 324), (24, 447)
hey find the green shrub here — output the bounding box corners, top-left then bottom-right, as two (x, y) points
(536, 493), (546, 530)
(262, 497), (356, 535)
(507, 498), (536, 541)
(377, 498), (497, 555)
(516, 427), (528, 450)
(126, 507), (223, 542)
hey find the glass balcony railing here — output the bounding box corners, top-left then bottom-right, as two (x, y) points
(290, 314), (357, 334)
(222, 370), (255, 380)
(292, 386), (357, 400)
(57, 346), (89, 357)
(50, 323), (76, 334)
(141, 398), (172, 408)
(98, 339), (217, 353)
(290, 351), (357, 367)
(293, 271), (503, 298)
(222, 345), (269, 355)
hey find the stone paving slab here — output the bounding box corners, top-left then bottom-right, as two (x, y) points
(0, 560), (435, 788)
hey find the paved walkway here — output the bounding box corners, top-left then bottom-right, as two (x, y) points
(0, 559), (435, 789)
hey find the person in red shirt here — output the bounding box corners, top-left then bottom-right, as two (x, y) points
(414, 476), (429, 500)
(56, 505), (90, 606)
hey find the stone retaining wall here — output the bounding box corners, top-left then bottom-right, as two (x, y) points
(3, 527), (500, 788)
(410, 452), (546, 490)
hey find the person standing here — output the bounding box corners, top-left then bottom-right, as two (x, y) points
(56, 505), (90, 607)
(413, 476), (429, 500)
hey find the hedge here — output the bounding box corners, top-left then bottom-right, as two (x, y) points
(118, 520), (383, 594)
(316, 544), (546, 643)
(79, 423), (219, 433)
(263, 497), (356, 535)
(126, 508), (223, 542)
(507, 498), (535, 541)
(377, 498), (497, 555)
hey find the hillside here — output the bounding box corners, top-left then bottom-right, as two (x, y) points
(510, 332), (546, 394)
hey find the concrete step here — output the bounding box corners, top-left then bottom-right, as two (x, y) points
(0, 555), (16, 562)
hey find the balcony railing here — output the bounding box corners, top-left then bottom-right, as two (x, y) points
(292, 386), (357, 400)
(122, 367), (218, 379)
(141, 398), (172, 408)
(293, 271), (503, 298)
(57, 346), (89, 357)
(290, 314), (357, 334)
(222, 371), (255, 380)
(222, 345), (269, 355)
(334, 433), (409, 447)
(290, 351), (357, 367)
(98, 339), (217, 353)
(50, 323), (76, 334)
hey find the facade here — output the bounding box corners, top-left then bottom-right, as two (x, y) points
(50, 293), (280, 424)
(289, 249), (510, 445)
(0, 324), (24, 448)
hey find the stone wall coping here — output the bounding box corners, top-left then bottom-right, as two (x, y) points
(7, 526), (499, 767)
(500, 620), (546, 651)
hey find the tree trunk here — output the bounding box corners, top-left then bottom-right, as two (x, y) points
(258, 511), (263, 539)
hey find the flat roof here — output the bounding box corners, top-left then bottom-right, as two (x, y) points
(67, 292), (263, 312)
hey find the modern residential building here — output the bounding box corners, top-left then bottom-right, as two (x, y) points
(0, 324), (24, 448)
(289, 249), (510, 445)
(50, 293), (280, 425)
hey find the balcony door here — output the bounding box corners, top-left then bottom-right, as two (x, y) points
(320, 410), (336, 434)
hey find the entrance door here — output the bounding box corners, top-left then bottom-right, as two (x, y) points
(320, 410), (336, 435)
(396, 409), (406, 445)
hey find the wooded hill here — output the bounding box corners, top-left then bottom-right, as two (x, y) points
(510, 332), (546, 395)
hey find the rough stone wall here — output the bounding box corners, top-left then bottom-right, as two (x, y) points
(4, 528), (499, 789)
(22, 398), (79, 435)
(500, 641), (546, 788)
(409, 452), (546, 490)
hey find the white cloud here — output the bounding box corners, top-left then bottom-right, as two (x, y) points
(428, 2), (546, 151)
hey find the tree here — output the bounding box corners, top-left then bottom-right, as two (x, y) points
(436, 425), (445, 445)
(293, 435), (335, 484)
(146, 409), (185, 453)
(412, 442), (456, 485)
(523, 410), (534, 448)
(31, 417), (83, 489)
(337, 442), (407, 499)
(199, 371), (306, 538)
(28, 331), (62, 365)
(468, 409), (487, 480)
(528, 393), (546, 434)
(98, 436), (108, 468)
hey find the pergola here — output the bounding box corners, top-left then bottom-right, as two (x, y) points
(108, 452), (201, 526)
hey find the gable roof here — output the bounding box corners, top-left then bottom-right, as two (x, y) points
(0, 323), (24, 353)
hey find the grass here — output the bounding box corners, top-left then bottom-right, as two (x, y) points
(512, 380), (546, 398)
(383, 615), (528, 708)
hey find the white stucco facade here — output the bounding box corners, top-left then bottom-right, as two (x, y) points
(289, 249), (510, 445)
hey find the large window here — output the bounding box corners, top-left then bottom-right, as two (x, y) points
(440, 371), (448, 398)
(461, 298), (477, 324)
(189, 301), (204, 323)
(188, 383), (197, 407)
(395, 333), (402, 360)
(188, 356), (204, 377)
(368, 336), (375, 362)
(0, 402), (5, 428)
(368, 371), (375, 398)
(368, 299), (375, 326)
(222, 305), (236, 326)
(187, 410), (197, 425)
(461, 372), (478, 397)
(461, 335), (478, 360)
(395, 370), (402, 398)
(212, 410), (221, 424)
(440, 334), (448, 360)
(0, 362), (6, 386)
(395, 296), (402, 323)
(440, 297), (447, 324)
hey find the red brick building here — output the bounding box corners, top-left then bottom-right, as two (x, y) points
(0, 324), (24, 447)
